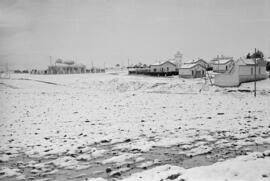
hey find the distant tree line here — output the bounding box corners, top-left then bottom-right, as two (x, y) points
(246, 50), (264, 59)
(246, 50), (270, 72)
(14, 70), (29, 73)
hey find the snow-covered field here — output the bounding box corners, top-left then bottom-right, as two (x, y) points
(0, 72), (270, 181)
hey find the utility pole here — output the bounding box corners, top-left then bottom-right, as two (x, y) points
(254, 48), (257, 97)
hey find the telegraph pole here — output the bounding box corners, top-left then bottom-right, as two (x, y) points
(254, 48), (257, 97)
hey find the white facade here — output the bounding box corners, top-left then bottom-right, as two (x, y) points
(179, 64), (206, 78)
(150, 61), (177, 73)
(212, 59), (234, 73)
(210, 55), (233, 67)
(215, 58), (268, 87)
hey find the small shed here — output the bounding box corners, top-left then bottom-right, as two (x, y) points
(212, 58), (234, 73)
(185, 59), (209, 69)
(179, 63), (206, 78)
(150, 61), (177, 72)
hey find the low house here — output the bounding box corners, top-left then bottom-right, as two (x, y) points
(212, 58), (234, 73)
(214, 58), (268, 87)
(128, 63), (150, 75)
(48, 60), (86, 74)
(184, 59), (209, 69)
(31, 69), (48, 74)
(149, 60), (178, 76)
(210, 55), (233, 64)
(179, 63), (206, 78)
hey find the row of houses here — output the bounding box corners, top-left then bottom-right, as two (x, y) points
(128, 52), (210, 78)
(128, 59), (208, 78)
(128, 53), (269, 87)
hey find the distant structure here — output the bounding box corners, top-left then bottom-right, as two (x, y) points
(0, 63), (10, 78)
(179, 64), (206, 78)
(179, 59), (208, 78)
(149, 60), (178, 76)
(47, 59), (86, 74)
(127, 51), (182, 76)
(210, 55), (234, 73)
(184, 59), (209, 69)
(215, 57), (268, 87)
(127, 63), (150, 75)
(174, 51), (183, 69)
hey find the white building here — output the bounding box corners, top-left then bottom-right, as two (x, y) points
(150, 61), (177, 73)
(185, 59), (209, 69)
(215, 58), (268, 87)
(179, 63), (206, 78)
(212, 58), (234, 73)
(48, 59), (86, 74)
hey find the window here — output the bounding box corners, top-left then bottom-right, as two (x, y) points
(226, 66), (228, 70)
(259, 67), (261, 74)
(192, 70), (194, 75)
(154, 68), (156, 72)
(167, 67), (169, 71)
(251, 67), (253, 75)
(161, 68), (163, 72)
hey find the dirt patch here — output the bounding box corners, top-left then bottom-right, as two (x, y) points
(1, 141), (269, 181)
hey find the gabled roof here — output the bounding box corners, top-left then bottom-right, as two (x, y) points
(150, 60), (176, 66)
(180, 63), (202, 69)
(195, 59), (208, 65)
(185, 59), (208, 65)
(212, 56), (233, 61)
(237, 58), (266, 66)
(184, 61), (194, 64)
(213, 58), (233, 65)
(241, 59), (255, 65)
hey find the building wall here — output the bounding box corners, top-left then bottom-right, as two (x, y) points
(150, 62), (177, 72)
(214, 65), (240, 87)
(179, 65), (206, 78)
(179, 68), (191, 76)
(196, 60), (208, 68)
(213, 61), (233, 73)
(214, 64), (268, 87)
(48, 65), (86, 74)
(239, 65), (268, 83)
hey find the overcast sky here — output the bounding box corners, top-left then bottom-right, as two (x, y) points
(0, 0), (270, 69)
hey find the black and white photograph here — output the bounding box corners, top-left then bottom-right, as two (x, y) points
(0, 0), (270, 180)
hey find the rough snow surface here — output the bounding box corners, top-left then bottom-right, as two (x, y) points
(120, 150), (270, 181)
(0, 73), (270, 180)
